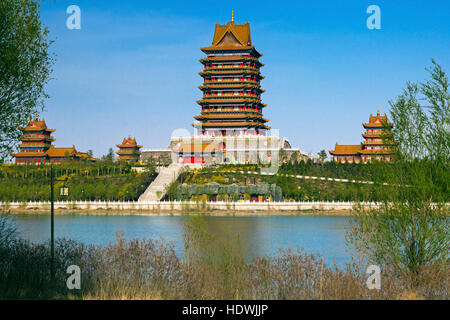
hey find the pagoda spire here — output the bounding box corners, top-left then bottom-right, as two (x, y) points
(231, 10), (234, 23)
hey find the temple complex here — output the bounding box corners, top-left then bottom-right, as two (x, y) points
(329, 110), (393, 163)
(116, 136), (142, 163)
(11, 115), (97, 164)
(168, 12), (305, 165)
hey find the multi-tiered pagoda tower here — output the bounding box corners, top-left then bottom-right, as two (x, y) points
(11, 115), (97, 164)
(329, 110), (393, 163)
(11, 115), (56, 164)
(116, 136), (142, 163)
(193, 12), (269, 137)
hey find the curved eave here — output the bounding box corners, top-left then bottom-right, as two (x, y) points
(359, 150), (393, 155)
(116, 144), (143, 148)
(363, 123), (393, 128)
(193, 122), (270, 129)
(194, 114), (269, 122)
(200, 46), (262, 57)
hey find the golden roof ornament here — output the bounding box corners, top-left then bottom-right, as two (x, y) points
(231, 10), (234, 23)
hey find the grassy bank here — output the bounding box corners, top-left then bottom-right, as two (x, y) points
(0, 214), (447, 300)
(0, 162), (156, 202)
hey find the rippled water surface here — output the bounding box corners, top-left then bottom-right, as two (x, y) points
(12, 214), (353, 268)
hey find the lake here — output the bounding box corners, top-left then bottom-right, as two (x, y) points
(11, 214), (353, 268)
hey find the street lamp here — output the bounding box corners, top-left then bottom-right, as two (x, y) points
(50, 165), (68, 282)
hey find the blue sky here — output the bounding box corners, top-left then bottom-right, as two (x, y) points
(39, 0), (450, 157)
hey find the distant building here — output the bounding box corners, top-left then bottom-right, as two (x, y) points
(329, 110), (393, 163)
(116, 136), (142, 163)
(11, 115), (97, 164)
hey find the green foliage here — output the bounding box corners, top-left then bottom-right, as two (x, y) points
(0, 162), (156, 201)
(101, 148), (116, 163)
(348, 61), (450, 280)
(388, 60), (450, 161)
(0, 0), (55, 161)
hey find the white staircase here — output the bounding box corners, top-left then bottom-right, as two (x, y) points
(138, 163), (186, 202)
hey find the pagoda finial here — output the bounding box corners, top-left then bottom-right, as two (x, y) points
(377, 109), (380, 116)
(231, 10), (234, 23)
(35, 113), (39, 121)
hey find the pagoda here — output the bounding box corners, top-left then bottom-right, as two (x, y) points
(329, 110), (393, 163)
(11, 115), (97, 164)
(194, 11), (270, 137)
(11, 115), (56, 164)
(116, 136), (142, 163)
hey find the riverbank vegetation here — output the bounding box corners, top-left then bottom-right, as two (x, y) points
(177, 160), (448, 202)
(348, 60), (449, 280)
(0, 213), (447, 300)
(0, 161), (157, 201)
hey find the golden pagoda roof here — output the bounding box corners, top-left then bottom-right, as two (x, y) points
(200, 13), (261, 56)
(116, 136), (143, 148)
(46, 146), (77, 157)
(11, 151), (47, 157)
(20, 115), (55, 132)
(329, 143), (363, 155)
(363, 109), (393, 128)
(177, 142), (218, 153)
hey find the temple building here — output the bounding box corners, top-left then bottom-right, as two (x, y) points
(194, 11), (269, 137)
(169, 12), (303, 165)
(116, 136), (142, 163)
(329, 110), (394, 163)
(11, 115), (97, 164)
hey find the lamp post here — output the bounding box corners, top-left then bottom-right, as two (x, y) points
(50, 165), (68, 283)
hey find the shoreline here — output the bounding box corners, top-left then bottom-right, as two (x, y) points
(1, 200), (360, 216)
(4, 207), (354, 216)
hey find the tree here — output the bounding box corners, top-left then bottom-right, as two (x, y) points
(101, 148), (115, 163)
(388, 60), (450, 161)
(317, 150), (327, 163)
(0, 0), (55, 161)
(348, 61), (450, 283)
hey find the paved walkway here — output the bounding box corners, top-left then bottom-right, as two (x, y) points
(138, 163), (186, 202)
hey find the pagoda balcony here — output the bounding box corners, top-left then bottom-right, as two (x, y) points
(204, 64), (259, 71)
(198, 83), (262, 90)
(197, 97), (262, 105)
(199, 68), (261, 76)
(203, 79), (260, 85)
(200, 108), (262, 114)
(200, 56), (264, 65)
(116, 150), (142, 155)
(19, 142), (52, 148)
(20, 134), (55, 141)
(201, 93), (261, 99)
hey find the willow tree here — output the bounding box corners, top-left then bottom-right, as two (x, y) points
(347, 61), (450, 286)
(0, 0), (54, 161)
